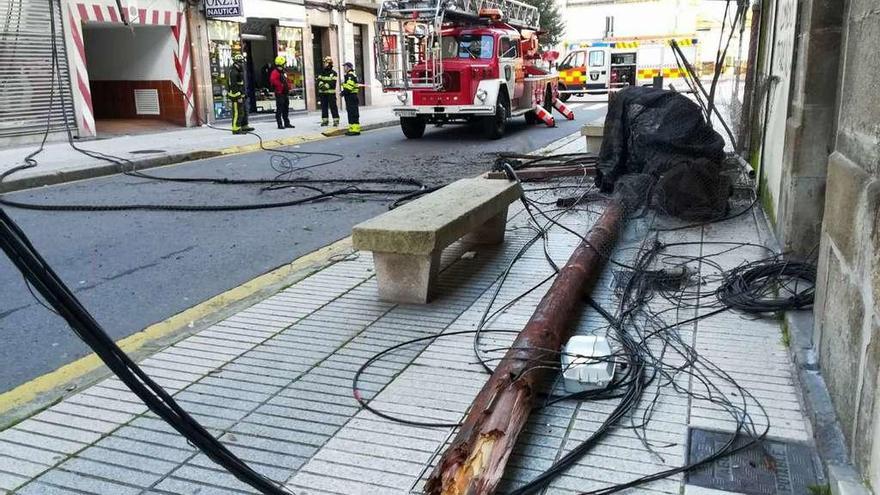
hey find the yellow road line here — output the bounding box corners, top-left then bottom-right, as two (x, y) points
(217, 132), (329, 155)
(0, 237), (354, 420)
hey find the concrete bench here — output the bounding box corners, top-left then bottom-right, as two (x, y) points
(581, 122), (604, 153)
(352, 177), (522, 303)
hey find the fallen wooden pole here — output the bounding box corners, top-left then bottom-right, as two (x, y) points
(424, 195), (627, 495)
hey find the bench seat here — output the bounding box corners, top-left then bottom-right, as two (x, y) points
(352, 177), (522, 303)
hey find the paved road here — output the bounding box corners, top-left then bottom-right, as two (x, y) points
(0, 102), (606, 392)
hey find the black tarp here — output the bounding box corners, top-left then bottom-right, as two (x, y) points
(596, 87), (731, 220)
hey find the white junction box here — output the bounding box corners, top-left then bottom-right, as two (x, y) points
(561, 335), (616, 393)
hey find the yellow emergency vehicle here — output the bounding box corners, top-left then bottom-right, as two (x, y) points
(556, 36), (699, 100)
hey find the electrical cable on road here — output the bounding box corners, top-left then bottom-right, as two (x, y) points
(0, 0), (432, 214)
(0, 210), (295, 495)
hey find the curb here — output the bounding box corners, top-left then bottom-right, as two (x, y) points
(321, 119), (399, 137)
(0, 119), (399, 194)
(0, 150), (221, 194)
(784, 311), (872, 495)
(0, 237), (354, 429)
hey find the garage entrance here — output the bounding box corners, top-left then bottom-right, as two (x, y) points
(82, 24), (188, 136)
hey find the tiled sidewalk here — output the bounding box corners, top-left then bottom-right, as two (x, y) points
(0, 134), (816, 494)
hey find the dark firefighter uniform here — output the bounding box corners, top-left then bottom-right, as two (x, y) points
(227, 54), (252, 134)
(340, 62), (360, 136)
(269, 55), (294, 129)
(317, 56), (339, 127)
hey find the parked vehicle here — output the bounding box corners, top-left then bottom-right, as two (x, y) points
(556, 36), (699, 100)
(375, 0), (559, 139)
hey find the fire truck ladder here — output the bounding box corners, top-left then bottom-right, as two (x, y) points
(375, 0), (540, 91)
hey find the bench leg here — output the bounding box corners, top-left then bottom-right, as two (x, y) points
(372, 251), (441, 304)
(463, 206), (509, 245)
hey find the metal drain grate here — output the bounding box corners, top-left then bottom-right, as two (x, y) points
(686, 428), (823, 494)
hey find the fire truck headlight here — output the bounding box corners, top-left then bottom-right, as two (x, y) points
(476, 89), (488, 102)
(397, 92), (408, 103)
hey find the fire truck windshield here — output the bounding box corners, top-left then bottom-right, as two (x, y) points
(440, 34), (495, 59)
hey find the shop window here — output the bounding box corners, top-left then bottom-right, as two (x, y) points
(277, 26), (306, 111)
(208, 20), (241, 120)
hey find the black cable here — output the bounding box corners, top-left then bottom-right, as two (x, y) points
(716, 256), (816, 313)
(0, 4), (425, 214)
(2, 148), (292, 495)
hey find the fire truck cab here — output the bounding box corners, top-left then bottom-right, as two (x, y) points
(375, 0), (559, 139)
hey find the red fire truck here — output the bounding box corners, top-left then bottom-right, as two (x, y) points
(375, 0), (562, 139)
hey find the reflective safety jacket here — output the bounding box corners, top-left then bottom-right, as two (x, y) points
(227, 64), (245, 99)
(341, 69), (358, 96)
(317, 67), (338, 94)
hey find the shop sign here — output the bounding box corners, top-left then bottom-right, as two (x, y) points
(205, 0), (242, 17)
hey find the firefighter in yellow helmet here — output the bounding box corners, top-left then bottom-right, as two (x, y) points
(226, 53), (253, 134)
(269, 55), (294, 129)
(340, 62), (360, 136)
(316, 55), (339, 126)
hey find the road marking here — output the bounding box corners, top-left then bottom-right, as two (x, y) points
(0, 237), (354, 424)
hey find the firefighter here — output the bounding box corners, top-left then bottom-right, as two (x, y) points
(340, 62), (360, 136)
(227, 53), (253, 134)
(269, 55), (294, 129)
(316, 56), (339, 127)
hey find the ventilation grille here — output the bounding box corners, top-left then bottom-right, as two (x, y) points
(133, 89), (161, 115)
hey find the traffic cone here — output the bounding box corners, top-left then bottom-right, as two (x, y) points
(552, 98), (575, 120)
(534, 104), (556, 127)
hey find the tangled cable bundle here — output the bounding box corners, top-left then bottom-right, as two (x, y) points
(716, 257), (816, 313)
(350, 154), (799, 494)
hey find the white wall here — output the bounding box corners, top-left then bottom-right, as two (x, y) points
(563, 0), (700, 42)
(83, 25), (177, 81)
(758, 0), (797, 215)
(345, 8), (397, 107)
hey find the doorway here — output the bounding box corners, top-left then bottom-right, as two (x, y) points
(353, 24), (367, 106)
(312, 26), (328, 75)
(241, 18), (277, 114)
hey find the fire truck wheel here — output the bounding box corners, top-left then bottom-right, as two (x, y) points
(558, 83), (571, 103)
(400, 117), (426, 139)
(483, 98), (508, 140)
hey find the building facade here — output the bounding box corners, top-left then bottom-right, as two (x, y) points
(747, 0), (879, 491)
(0, 0), (393, 146)
(1, 0), (194, 143)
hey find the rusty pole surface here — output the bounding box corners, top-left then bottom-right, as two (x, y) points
(424, 196), (627, 495)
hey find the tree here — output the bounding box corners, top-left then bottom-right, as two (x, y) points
(523, 0), (564, 46)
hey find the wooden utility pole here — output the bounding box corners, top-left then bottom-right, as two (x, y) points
(424, 195), (627, 495)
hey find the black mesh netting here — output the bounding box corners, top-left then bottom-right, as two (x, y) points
(596, 86), (732, 220)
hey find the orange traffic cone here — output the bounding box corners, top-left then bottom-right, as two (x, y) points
(534, 104), (556, 127)
(552, 98), (575, 120)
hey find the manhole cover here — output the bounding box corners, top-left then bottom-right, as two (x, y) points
(129, 149), (165, 154)
(686, 428), (822, 495)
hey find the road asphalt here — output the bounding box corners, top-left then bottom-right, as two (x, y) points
(0, 103), (606, 393)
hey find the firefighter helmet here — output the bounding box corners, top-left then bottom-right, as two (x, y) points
(323, 56), (333, 65)
(274, 55), (286, 66)
(232, 53), (245, 63)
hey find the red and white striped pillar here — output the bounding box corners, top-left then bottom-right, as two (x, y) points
(64, 0), (96, 137)
(172, 11), (195, 126)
